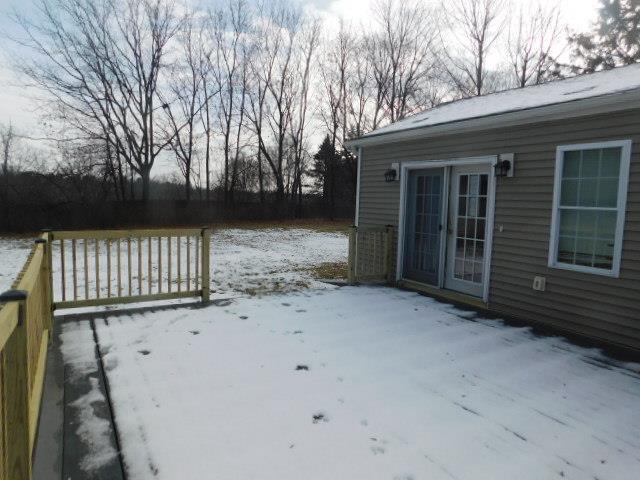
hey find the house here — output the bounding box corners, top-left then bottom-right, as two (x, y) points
(346, 63), (640, 353)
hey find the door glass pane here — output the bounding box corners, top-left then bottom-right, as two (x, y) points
(469, 175), (480, 195)
(409, 172), (442, 279)
(453, 173), (488, 285)
(479, 197), (487, 218)
(459, 175), (468, 194)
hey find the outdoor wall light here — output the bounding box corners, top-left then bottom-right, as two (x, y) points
(385, 163), (400, 182)
(384, 169), (397, 182)
(495, 153), (515, 177)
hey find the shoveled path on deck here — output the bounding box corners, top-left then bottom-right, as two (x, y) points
(56, 287), (640, 480)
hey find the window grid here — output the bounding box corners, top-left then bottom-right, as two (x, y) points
(556, 147), (621, 271)
(454, 173), (488, 283)
(412, 175), (441, 274)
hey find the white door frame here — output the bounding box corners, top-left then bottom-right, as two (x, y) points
(396, 156), (497, 303)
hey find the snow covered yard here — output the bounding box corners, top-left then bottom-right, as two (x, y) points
(5, 227), (639, 479)
(0, 227), (347, 300)
(0, 236), (34, 291)
(60, 287), (640, 480)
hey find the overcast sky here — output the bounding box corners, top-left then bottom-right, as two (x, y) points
(0, 0), (601, 163)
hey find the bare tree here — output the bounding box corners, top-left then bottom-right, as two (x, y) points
(319, 21), (354, 150)
(289, 17), (321, 210)
(162, 12), (217, 200)
(208, 0), (252, 204)
(366, 0), (439, 126)
(507, 2), (564, 88)
(439, 0), (506, 97)
(245, 2), (302, 208)
(1, 123), (17, 176)
(13, 0), (182, 200)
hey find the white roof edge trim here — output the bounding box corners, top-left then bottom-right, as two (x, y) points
(346, 89), (640, 149)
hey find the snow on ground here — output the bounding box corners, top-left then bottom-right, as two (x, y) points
(0, 227), (346, 301)
(5, 228), (640, 479)
(59, 320), (118, 472)
(77, 287), (640, 480)
(211, 228), (346, 295)
(43, 227), (346, 303)
(0, 237), (33, 291)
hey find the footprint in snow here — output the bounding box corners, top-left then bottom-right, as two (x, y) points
(312, 413), (329, 424)
(370, 446), (385, 455)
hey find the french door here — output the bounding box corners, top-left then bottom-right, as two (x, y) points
(403, 168), (444, 286)
(443, 165), (491, 297)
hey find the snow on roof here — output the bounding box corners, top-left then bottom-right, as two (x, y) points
(363, 63), (640, 139)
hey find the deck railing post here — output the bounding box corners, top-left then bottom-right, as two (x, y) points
(201, 228), (211, 302)
(40, 230), (54, 324)
(0, 290), (31, 480)
(35, 238), (52, 332)
(347, 226), (357, 285)
(385, 225), (395, 284)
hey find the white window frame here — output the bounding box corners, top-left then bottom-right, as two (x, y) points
(548, 139), (632, 277)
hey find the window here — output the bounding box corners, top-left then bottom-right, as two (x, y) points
(549, 140), (632, 277)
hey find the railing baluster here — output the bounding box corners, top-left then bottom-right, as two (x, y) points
(168, 236), (172, 293)
(95, 239), (100, 299)
(60, 239), (66, 302)
(107, 239), (111, 298)
(117, 239), (122, 297)
(177, 236), (182, 292)
(84, 239), (89, 299)
(201, 228), (210, 302)
(186, 236), (191, 291)
(195, 236), (200, 291)
(72, 239), (78, 301)
(139, 237), (144, 295)
(127, 237), (132, 297)
(147, 237), (151, 294)
(158, 236), (162, 293)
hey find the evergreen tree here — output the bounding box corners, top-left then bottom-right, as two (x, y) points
(311, 136), (359, 219)
(567, 0), (640, 74)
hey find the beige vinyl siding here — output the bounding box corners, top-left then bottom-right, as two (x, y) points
(357, 108), (640, 351)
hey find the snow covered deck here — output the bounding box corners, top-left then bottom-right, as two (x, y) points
(60, 287), (640, 480)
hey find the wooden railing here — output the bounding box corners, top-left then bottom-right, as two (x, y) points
(0, 227), (211, 479)
(347, 225), (394, 284)
(0, 234), (53, 480)
(47, 228), (210, 309)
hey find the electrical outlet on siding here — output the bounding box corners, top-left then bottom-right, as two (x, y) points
(532, 276), (546, 291)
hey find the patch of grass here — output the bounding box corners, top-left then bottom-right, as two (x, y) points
(209, 218), (351, 234)
(307, 261), (347, 280)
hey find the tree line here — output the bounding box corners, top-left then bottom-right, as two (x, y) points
(2, 0), (639, 218)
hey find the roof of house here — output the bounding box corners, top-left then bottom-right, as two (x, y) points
(350, 63), (640, 147)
